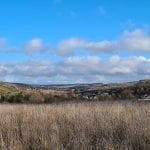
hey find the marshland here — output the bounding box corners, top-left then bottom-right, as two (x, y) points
(0, 101), (149, 150)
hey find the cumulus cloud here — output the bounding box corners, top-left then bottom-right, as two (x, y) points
(0, 29), (150, 84)
(58, 56), (150, 77)
(119, 29), (150, 51)
(0, 56), (150, 84)
(57, 29), (150, 55)
(24, 39), (49, 55)
(57, 38), (117, 55)
(57, 38), (86, 56)
(2, 29), (150, 56)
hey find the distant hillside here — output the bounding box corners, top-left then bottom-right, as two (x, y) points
(0, 82), (76, 103)
(0, 79), (150, 103)
(9, 82), (103, 90)
(71, 79), (150, 100)
(0, 82), (18, 94)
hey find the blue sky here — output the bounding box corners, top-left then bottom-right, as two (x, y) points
(0, 0), (150, 84)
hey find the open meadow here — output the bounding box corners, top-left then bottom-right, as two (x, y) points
(0, 101), (149, 150)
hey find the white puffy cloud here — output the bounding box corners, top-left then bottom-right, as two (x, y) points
(2, 29), (150, 56)
(0, 29), (150, 84)
(57, 38), (86, 56)
(119, 29), (150, 51)
(0, 56), (150, 84)
(57, 38), (117, 55)
(24, 39), (49, 54)
(57, 29), (150, 55)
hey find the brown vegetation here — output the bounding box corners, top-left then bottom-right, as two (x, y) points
(0, 102), (149, 150)
(0, 86), (76, 104)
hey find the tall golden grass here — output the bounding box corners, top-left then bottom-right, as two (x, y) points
(0, 102), (149, 150)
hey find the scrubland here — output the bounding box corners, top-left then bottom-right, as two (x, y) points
(0, 101), (149, 150)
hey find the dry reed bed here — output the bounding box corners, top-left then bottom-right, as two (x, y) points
(0, 102), (149, 150)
